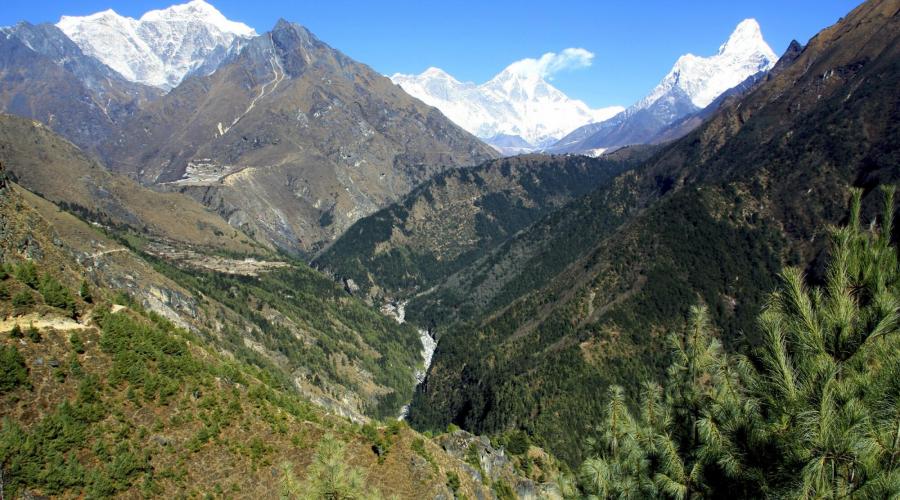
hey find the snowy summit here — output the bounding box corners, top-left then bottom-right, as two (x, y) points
(392, 50), (624, 154)
(57, 0), (257, 89)
(636, 19), (776, 112)
(548, 18), (778, 154)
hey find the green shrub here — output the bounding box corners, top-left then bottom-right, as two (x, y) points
(465, 442), (480, 468)
(68, 353), (84, 378)
(282, 434), (378, 498)
(12, 290), (35, 308)
(493, 480), (516, 500)
(39, 275), (76, 316)
(505, 431), (530, 455)
(361, 422), (392, 462)
(79, 280), (93, 304)
(0, 345), (29, 392)
(14, 261), (39, 289)
(411, 437), (438, 472)
(0, 282), (9, 300)
(70, 332), (86, 354)
(9, 323), (23, 339)
(27, 324), (41, 343)
(446, 471), (461, 493)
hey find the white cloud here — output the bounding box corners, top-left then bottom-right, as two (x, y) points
(504, 48), (595, 80)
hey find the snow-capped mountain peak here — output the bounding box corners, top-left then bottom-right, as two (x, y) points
(57, 0), (257, 89)
(719, 19), (768, 56)
(639, 18), (776, 111)
(392, 53), (623, 152)
(547, 19), (778, 155)
(421, 66), (457, 80)
(140, 0), (255, 38)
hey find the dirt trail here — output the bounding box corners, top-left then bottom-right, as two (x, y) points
(0, 313), (90, 333)
(89, 248), (128, 259)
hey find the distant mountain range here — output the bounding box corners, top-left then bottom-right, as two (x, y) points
(0, 0), (784, 256)
(391, 61), (623, 154)
(396, 19), (777, 156)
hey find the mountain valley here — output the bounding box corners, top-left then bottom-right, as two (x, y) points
(0, 0), (898, 497)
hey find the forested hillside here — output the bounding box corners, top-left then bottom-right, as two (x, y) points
(317, 148), (656, 302)
(400, 0), (900, 466)
(577, 188), (899, 498)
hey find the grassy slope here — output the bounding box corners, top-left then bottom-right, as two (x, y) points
(0, 180), (548, 498)
(0, 113), (260, 254)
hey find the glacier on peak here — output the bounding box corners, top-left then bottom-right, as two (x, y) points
(392, 52), (623, 152)
(57, 0), (257, 89)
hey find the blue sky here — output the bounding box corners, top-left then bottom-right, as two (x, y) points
(1, 0), (862, 108)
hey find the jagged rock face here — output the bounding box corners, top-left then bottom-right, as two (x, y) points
(101, 20), (497, 253)
(436, 430), (562, 499)
(0, 23), (161, 156)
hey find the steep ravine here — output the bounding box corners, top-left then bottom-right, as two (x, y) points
(381, 300), (438, 419)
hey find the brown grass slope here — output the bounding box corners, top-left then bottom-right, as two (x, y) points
(0, 113), (260, 255)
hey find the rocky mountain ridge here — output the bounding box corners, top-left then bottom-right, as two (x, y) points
(97, 19), (495, 253)
(0, 22), (161, 157)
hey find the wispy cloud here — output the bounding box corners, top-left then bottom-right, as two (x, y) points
(505, 48), (595, 80)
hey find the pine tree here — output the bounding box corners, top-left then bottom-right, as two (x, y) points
(39, 275), (76, 317)
(578, 187), (900, 498)
(79, 280), (93, 304)
(748, 187), (899, 497)
(14, 262), (38, 289)
(0, 345), (29, 393)
(281, 434), (384, 500)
